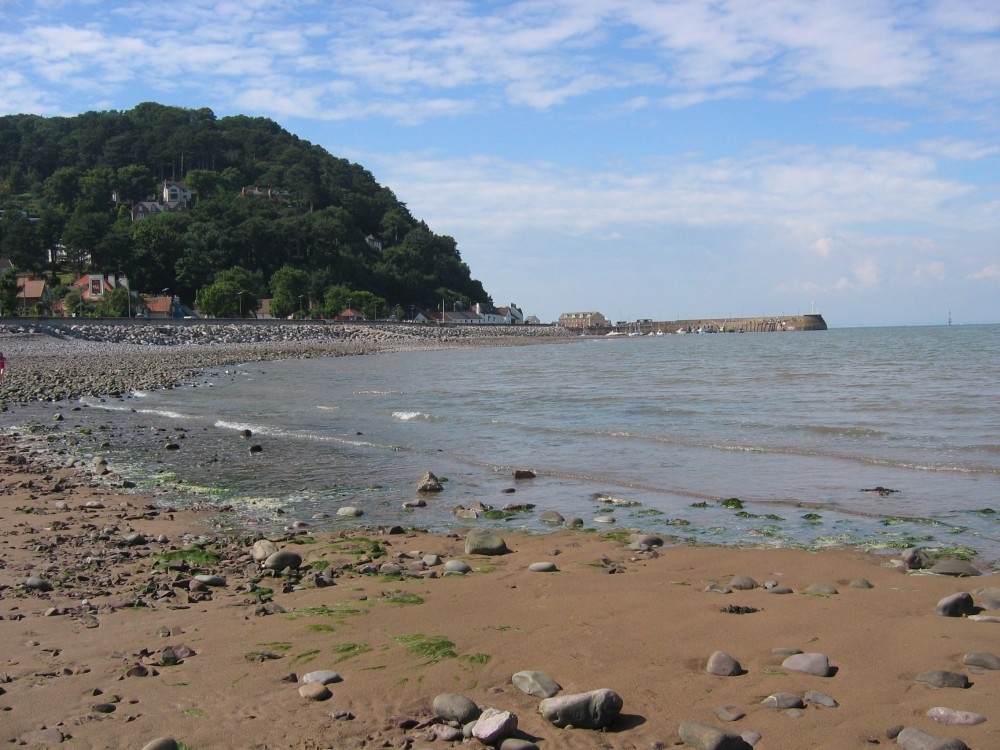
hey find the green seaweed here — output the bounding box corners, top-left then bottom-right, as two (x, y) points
(332, 642), (372, 662)
(381, 590), (425, 605)
(720, 497), (744, 509)
(690, 501), (709, 508)
(395, 633), (458, 663)
(290, 649), (321, 666)
(156, 548), (221, 566)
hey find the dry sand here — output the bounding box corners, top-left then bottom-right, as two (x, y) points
(1, 433), (998, 750)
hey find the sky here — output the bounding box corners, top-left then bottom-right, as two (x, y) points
(1, 1), (998, 327)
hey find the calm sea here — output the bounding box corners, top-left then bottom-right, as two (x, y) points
(63, 324), (1000, 564)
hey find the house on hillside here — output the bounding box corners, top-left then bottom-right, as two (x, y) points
(131, 200), (188, 221)
(70, 273), (128, 300)
(163, 180), (194, 203)
(364, 235), (383, 251)
(337, 308), (366, 322)
(15, 277), (48, 314)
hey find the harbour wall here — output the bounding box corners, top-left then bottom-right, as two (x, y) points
(613, 314), (828, 334)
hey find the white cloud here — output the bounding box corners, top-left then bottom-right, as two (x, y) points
(969, 264), (1000, 280)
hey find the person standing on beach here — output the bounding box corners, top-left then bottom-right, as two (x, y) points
(0, 351), (5, 385)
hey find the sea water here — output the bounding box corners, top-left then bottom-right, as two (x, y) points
(62, 324), (1000, 564)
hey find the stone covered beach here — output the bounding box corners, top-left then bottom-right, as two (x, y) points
(0, 322), (998, 749)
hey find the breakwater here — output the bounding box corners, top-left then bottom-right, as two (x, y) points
(618, 313), (827, 334)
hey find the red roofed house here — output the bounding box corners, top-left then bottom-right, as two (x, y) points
(15, 277), (48, 314)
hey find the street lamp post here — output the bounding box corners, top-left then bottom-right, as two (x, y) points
(298, 294), (304, 318)
(238, 291), (245, 319)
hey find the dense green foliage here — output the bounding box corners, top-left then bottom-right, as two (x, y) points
(0, 102), (489, 316)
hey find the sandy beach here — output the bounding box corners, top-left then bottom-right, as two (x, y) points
(1, 323), (998, 749)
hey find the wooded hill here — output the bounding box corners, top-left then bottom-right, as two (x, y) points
(0, 102), (489, 318)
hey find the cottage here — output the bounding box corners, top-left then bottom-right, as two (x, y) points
(558, 311), (607, 330)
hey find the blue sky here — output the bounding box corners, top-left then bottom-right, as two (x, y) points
(1, 0), (998, 327)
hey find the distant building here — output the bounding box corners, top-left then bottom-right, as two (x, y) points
(15, 277), (48, 313)
(337, 308), (366, 321)
(558, 311), (607, 329)
(364, 234), (383, 251)
(131, 200), (188, 221)
(162, 180), (194, 203)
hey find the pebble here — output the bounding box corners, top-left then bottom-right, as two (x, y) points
(713, 705), (746, 722)
(926, 707), (986, 725)
(539, 511), (564, 524)
(962, 651), (1000, 670)
(443, 560), (471, 574)
(194, 574), (226, 587)
(337, 506), (363, 517)
(781, 652), (831, 676)
(706, 651), (742, 677)
(433, 692), (480, 724)
(465, 529), (509, 555)
(298, 683), (331, 701)
(677, 721), (753, 750)
(761, 692), (804, 709)
(936, 592), (975, 617)
(512, 670), (561, 698)
(805, 582), (838, 595)
(804, 690), (838, 708)
(895, 726), (970, 749)
(538, 688), (623, 729)
(262, 549), (302, 572)
(930, 559), (980, 577)
(915, 670), (969, 689)
(528, 561), (558, 572)
(141, 739), (180, 750)
(25, 575), (53, 591)
(729, 576), (757, 590)
(472, 708), (518, 744)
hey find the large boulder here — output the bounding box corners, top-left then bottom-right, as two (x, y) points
(677, 722), (753, 750)
(262, 549), (302, 572)
(465, 529), (510, 556)
(433, 692), (480, 724)
(538, 688), (623, 729)
(512, 670), (561, 698)
(416, 471), (443, 492)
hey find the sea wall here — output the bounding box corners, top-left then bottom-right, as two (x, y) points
(628, 314), (827, 334)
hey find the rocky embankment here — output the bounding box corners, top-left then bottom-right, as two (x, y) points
(0, 321), (572, 403)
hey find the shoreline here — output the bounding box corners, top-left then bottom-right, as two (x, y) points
(0, 321), (575, 404)
(1, 430), (998, 749)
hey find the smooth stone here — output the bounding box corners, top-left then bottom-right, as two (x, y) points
(432, 725), (464, 742)
(141, 739), (179, 750)
(804, 690), (839, 708)
(851, 578), (874, 589)
(528, 561), (558, 572)
(930, 559), (980, 577)
(512, 670), (561, 698)
(442, 560), (471, 574)
(498, 739), (539, 750)
(378, 562), (402, 575)
(677, 721), (753, 750)
(25, 576), (53, 591)
(926, 707), (986, 725)
(123, 531), (147, 546)
(302, 670), (342, 685)
(337, 506), (362, 517)
(540, 511), (565, 524)
(472, 708), (518, 744)
(706, 651), (742, 676)
(564, 517), (584, 528)
(262, 549), (302, 572)
(895, 726), (970, 749)
(714, 705), (746, 722)
(741, 731), (762, 746)
(781, 653), (830, 677)
(805, 582), (838, 595)
(194, 574), (226, 587)
(19, 728), (65, 745)
(538, 688), (623, 729)
(251, 539), (278, 562)
(705, 583), (732, 594)
(761, 692), (804, 709)
(465, 529), (509, 555)
(766, 586), (794, 594)
(977, 597), (1000, 610)
(967, 614), (1000, 622)
(974, 586), (1000, 599)
(422, 554), (442, 567)
(936, 592), (975, 617)
(298, 683), (331, 700)
(729, 576), (757, 590)
(633, 534), (664, 547)
(915, 671), (969, 689)
(962, 651), (1000, 670)
(783, 708), (805, 718)
(782, 652), (831, 676)
(902, 547), (934, 570)
(433, 692), (480, 724)
(402, 498), (426, 508)
(594, 515), (616, 524)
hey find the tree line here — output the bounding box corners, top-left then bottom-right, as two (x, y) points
(0, 102), (490, 318)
